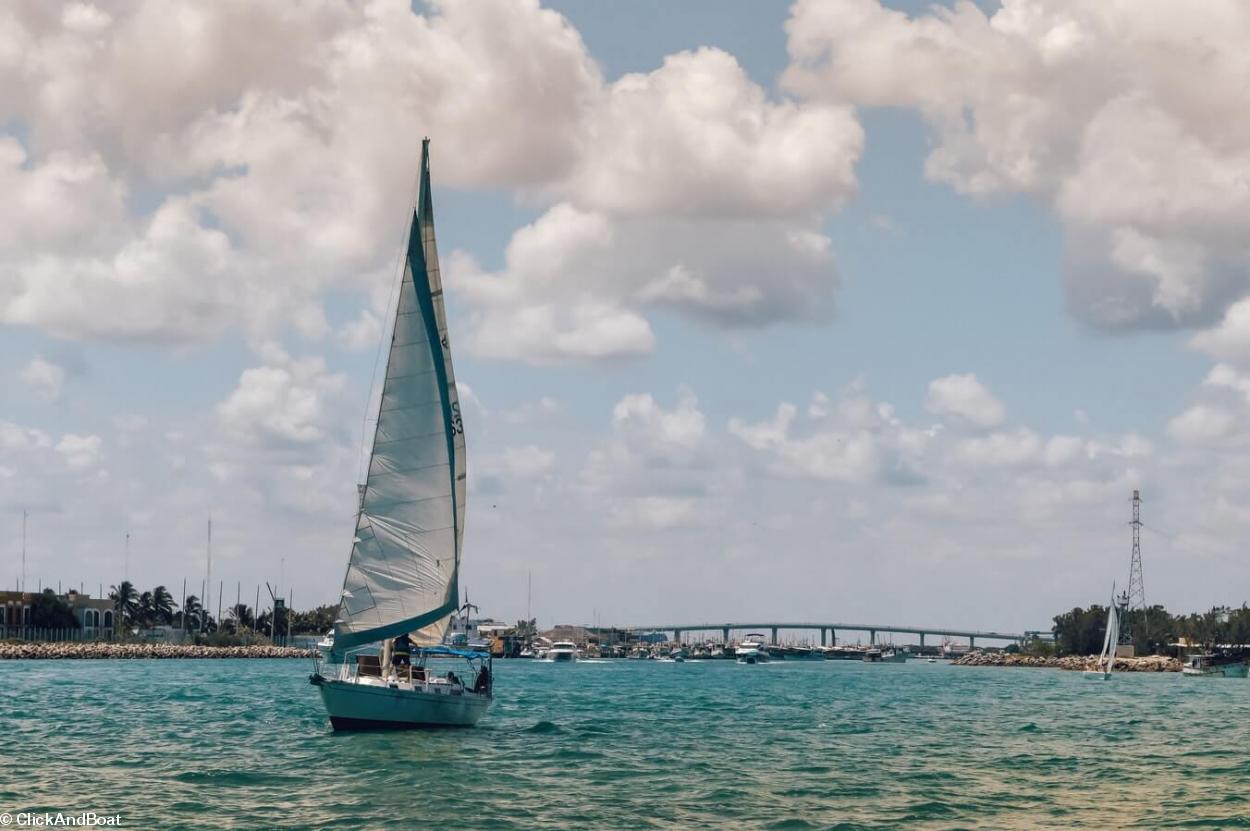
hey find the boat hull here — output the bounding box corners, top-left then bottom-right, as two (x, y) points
(1182, 663), (1249, 678)
(313, 675), (491, 729)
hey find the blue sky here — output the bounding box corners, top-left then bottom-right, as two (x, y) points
(4, 0), (1250, 634)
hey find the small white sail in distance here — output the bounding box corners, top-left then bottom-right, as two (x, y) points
(332, 139), (467, 655)
(1091, 585), (1120, 678)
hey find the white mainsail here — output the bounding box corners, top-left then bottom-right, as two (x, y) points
(333, 139), (467, 654)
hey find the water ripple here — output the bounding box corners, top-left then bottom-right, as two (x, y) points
(6, 658), (1250, 828)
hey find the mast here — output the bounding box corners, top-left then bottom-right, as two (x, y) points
(206, 515), (212, 632)
(21, 509), (26, 593)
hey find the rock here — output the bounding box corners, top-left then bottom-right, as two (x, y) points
(953, 650), (1182, 672)
(0, 641), (317, 660)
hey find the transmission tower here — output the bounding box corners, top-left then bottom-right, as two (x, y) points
(1119, 489), (1146, 646)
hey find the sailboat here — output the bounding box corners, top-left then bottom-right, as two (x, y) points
(1084, 588), (1122, 681)
(310, 140), (492, 729)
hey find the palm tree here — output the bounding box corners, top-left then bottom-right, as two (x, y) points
(137, 591), (155, 628)
(151, 585), (176, 625)
(109, 581), (138, 628)
(228, 603), (254, 632)
(182, 595), (203, 632)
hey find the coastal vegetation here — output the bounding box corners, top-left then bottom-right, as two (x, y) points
(1051, 604), (1250, 656)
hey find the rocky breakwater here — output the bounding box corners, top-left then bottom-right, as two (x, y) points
(954, 651), (1181, 672)
(0, 642), (317, 660)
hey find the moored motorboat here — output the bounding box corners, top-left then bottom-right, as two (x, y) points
(736, 634), (770, 665)
(1182, 652), (1250, 678)
(548, 641), (577, 662)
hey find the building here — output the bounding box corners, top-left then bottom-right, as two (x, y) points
(0, 590), (115, 636)
(1, 591), (33, 632)
(64, 590), (116, 636)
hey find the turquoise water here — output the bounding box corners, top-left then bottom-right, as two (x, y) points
(6, 658), (1250, 829)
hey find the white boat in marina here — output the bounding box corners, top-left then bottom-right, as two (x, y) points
(548, 641), (577, 662)
(1083, 588), (1124, 681)
(1182, 652), (1250, 678)
(736, 634), (770, 664)
(310, 140), (492, 730)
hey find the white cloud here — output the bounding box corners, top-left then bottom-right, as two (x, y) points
(479, 445), (556, 479)
(336, 309), (383, 352)
(1192, 300), (1250, 365)
(608, 496), (699, 531)
(612, 390), (706, 454)
(217, 349), (347, 446)
(1168, 404), (1239, 445)
(925, 373), (1006, 429)
(783, 0), (1250, 331)
(55, 433), (101, 469)
(19, 356), (66, 401)
(1, 2), (862, 362)
(953, 429), (1043, 468)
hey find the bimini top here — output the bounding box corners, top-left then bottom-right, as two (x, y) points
(417, 645), (490, 659)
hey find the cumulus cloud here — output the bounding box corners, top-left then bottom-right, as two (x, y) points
(451, 44), (860, 363)
(1, 1), (862, 363)
(217, 348), (347, 447)
(925, 373), (1006, 429)
(783, 0), (1250, 331)
(19, 356), (66, 401)
(55, 433), (101, 469)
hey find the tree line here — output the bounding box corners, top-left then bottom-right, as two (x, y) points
(1050, 604), (1250, 656)
(20, 581), (337, 638)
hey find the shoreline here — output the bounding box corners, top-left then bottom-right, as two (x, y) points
(1, 642), (317, 660)
(954, 651), (1182, 672)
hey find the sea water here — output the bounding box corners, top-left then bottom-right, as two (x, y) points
(5, 657), (1250, 829)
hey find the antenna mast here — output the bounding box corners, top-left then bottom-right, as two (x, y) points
(1121, 489), (1146, 646)
(21, 509), (27, 593)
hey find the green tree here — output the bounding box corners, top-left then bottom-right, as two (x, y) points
(151, 586), (176, 625)
(31, 589), (79, 629)
(109, 580), (138, 628)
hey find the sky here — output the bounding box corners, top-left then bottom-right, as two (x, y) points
(4, 0), (1250, 634)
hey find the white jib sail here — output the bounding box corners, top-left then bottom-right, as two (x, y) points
(334, 140), (466, 653)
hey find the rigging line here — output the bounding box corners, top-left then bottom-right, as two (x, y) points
(356, 165), (424, 487)
(1139, 522), (1178, 542)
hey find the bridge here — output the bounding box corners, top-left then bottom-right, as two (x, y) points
(620, 622), (1050, 649)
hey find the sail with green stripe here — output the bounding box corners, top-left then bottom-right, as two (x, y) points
(333, 139), (467, 654)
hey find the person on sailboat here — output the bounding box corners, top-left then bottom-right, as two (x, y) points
(473, 665), (491, 695)
(392, 633), (412, 668)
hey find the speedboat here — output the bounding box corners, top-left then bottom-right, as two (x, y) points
(1182, 652), (1250, 678)
(736, 634), (770, 664)
(670, 648), (688, 662)
(548, 641), (577, 662)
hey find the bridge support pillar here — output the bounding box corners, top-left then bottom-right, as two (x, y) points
(969, 636), (976, 650)
(722, 627), (730, 645)
(771, 627), (778, 645)
(870, 629), (876, 645)
(673, 629), (682, 645)
(919, 633), (925, 649)
(820, 628), (827, 646)
(831, 629), (836, 646)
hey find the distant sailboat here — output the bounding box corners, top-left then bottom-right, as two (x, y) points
(1084, 587), (1123, 681)
(310, 140), (492, 729)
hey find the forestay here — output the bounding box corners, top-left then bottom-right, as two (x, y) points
(333, 140), (467, 654)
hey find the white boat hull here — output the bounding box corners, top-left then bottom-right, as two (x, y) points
(313, 675), (491, 729)
(1182, 663), (1249, 678)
